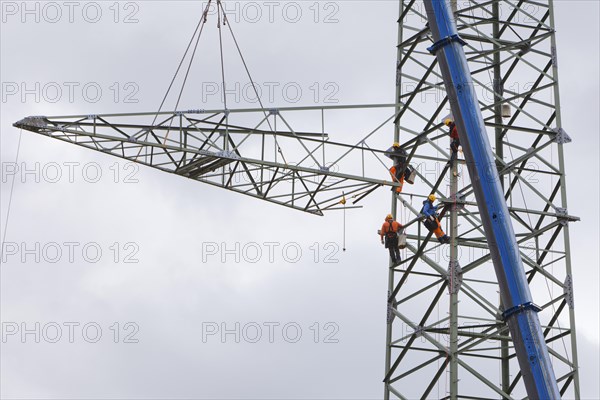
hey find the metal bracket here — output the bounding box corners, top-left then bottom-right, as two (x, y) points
(502, 302), (542, 320)
(556, 207), (569, 226)
(269, 108), (279, 115)
(216, 150), (240, 160)
(414, 325), (424, 338)
(87, 114), (97, 120)
(525, 147), (535, 155)
(552, 127), (571, 144)
(564, 274), (574, 309)
(427, 34), (467, 54)
(451, 192), (467, 210)
(387, 291), (395, 324)
(518, 42), (532, 57)
(447, 260), (463, 294)
(13, 116), (48, 131)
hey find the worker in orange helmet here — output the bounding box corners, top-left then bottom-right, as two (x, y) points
(380, 214), (403, 265)
(444, 118), (461, 167)
(421, 194), (450, 244)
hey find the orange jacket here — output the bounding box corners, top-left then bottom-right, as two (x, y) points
(380, 220), (403, 241)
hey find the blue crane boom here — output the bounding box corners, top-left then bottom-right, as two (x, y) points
(422, 0), (561, 398)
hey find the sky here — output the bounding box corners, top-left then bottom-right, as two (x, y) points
(1, 1), (598, 399)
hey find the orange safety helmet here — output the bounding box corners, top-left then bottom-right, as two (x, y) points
(386, 214), (393, 221)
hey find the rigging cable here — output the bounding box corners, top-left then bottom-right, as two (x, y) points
(341, 193), (347, 251)
(134, 1), (212, 160)
(1, 130), (23, 261)
(217, 0), (284, 158)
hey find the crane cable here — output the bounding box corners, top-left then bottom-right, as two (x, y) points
(1, 130), (22, 261)
(340, 192), (347, 251)
(216, 0), (287, 161)
(134, 1), (212, 161)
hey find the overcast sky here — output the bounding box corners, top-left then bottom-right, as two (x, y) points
(1, 1), (598, 399)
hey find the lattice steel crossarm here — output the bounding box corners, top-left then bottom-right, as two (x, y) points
(14, 106), (402, 216)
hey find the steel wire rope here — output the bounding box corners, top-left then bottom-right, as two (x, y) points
(1, 130), (23, 261)
(216, 0), (289, 163)
(133, 1), (213, 160)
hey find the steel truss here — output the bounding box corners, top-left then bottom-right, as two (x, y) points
(15, 105), (411, 215)
(384, 0), (579, 398)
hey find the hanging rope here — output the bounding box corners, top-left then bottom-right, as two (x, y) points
(217, 2), (228, 111)
(340, 192), (347, 251)
(1, 130), (23, 261)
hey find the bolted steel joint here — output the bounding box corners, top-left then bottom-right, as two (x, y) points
(552, 127), (572, 144)
(564, 274), (574, 309)
(447, 260), (463, 294)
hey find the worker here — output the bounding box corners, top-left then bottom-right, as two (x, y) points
(380, 214), (403, 265)
(385, 142), (416, 193)
(444, 118), (461, 167)
(421, 194), (450, 244)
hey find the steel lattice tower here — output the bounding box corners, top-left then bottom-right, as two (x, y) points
(383, 0), (579, 398)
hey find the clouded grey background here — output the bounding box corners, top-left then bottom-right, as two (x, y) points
(1, 1), (598, 399)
